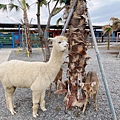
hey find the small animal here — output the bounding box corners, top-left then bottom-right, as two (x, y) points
(80, 71), (99, 114)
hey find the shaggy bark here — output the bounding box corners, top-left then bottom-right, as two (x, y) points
(56, 0), (90, 109)
(23, 7), (32, 52)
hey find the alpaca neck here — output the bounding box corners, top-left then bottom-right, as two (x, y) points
(47, 47), (64, 82)
(48, 47), (64, 67)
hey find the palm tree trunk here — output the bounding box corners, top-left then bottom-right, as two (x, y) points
(107, 35), (110, 50)
(23, 8), (32, 52)
(63, 0), (89, 109)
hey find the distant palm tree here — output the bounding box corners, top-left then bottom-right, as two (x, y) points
(0, 0), (32, 52)
(110, 17), (120, 30)
(110, 17), (120, 42)
(102, 25), (112, 50)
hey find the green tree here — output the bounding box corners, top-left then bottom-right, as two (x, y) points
(110, 17), (120, 30)
(110, 17), (120, 42)
(36, 0), (47, 60)
(36, 0), (65, 61)
(44, 0), (65, 61)
(102, 25), (112, 50)
(0, 0), (32, 52)
(102, 17), (120, 50)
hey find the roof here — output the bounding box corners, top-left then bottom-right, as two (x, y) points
(0, 23), (103, 30)
(0, 23), (46, 29)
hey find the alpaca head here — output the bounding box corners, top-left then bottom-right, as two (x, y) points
(51, 36), (68, 52)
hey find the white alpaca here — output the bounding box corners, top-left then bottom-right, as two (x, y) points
(0, 36), (68, 118)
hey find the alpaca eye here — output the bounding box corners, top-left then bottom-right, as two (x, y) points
(58, 41), (61, 44)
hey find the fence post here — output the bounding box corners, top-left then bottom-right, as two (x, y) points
(12, 32), (14, 48)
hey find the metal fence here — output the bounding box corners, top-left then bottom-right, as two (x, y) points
(0, 33), (120, 48)
(0, 32), (41, 48)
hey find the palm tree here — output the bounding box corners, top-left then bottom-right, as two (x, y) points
(102, 25), (112, 50)
(110, 17), (120, 42)
(0, 0), (32, 52)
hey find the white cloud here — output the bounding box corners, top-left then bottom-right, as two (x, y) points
(0, 0), (120, 26)
(0, 0), (64, 25)
(88, 1), (104, 11)
(88, 0), (119, 11)
(88, 0), (120, 25)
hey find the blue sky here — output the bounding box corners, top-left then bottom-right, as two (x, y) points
(0, 0), (120, 26)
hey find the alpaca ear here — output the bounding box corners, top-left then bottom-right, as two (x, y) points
(49, 38), (55, 41)
(49, 37), (56, 42)
(91, 82), (96, 87)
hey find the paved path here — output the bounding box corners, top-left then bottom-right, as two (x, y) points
(0, 48), (14, 64)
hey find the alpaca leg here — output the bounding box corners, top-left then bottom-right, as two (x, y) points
(40, 91), (47, 111)
(93, 93), (98, 111)
(4, 86), (16, 115)
(56, 80), (60, 90)
(48, 83), (52, 98)
(32, 91), (40, 118)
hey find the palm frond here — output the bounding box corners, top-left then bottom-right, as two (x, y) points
(0, 4), (7, 11)
(36, 0), (47, 7)
(52, 0), (57, 1)
(60, 0), (67, 4)
(102, 25), (112, 35)
(52, 7), (61, 15)
(9, 3), (20, 11)
(112, 20), (120, 30)
(56, 17), (62, 26)
(40, 0), (47, 7)
(26, 3), (30, 10)
(110, 17), (119, 23)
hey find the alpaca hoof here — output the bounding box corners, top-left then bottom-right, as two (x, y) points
(82, 110), (85, 114)
(42, 108), (47, 111)
(33, 113), (39, 118)
(11, 110), (16, 115)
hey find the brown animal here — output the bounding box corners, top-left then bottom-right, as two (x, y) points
(80, 71), (99, 114)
